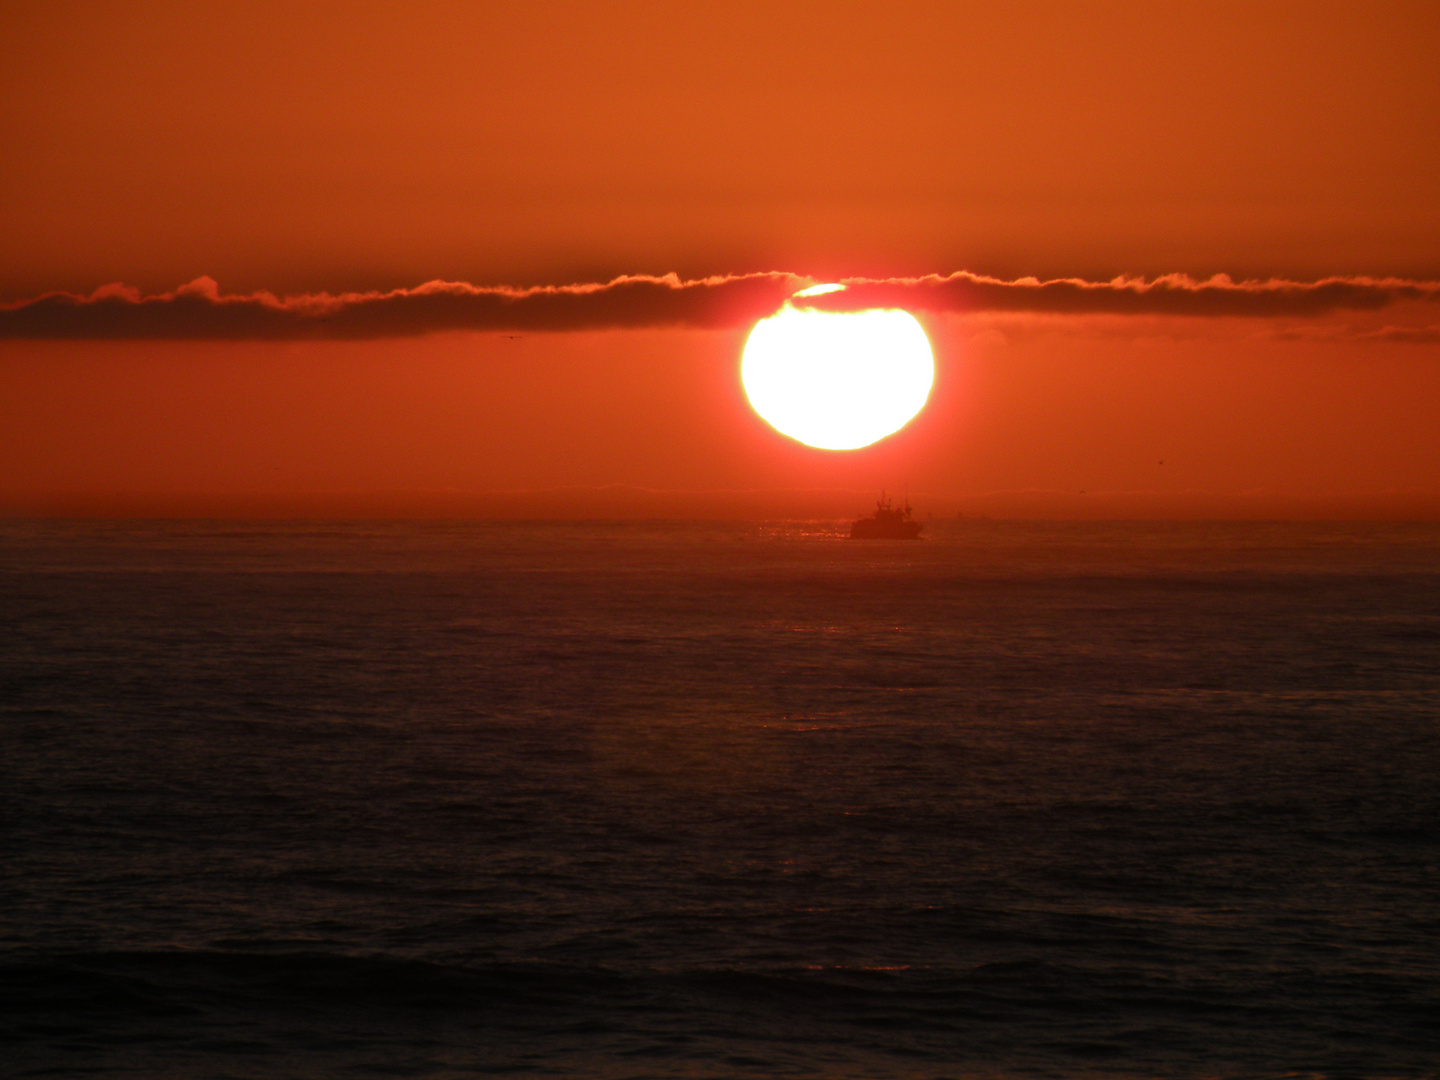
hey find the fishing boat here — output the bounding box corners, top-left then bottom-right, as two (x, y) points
(849, 494), (923, 539)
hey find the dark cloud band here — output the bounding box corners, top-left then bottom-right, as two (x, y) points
(3, 271), (1437, 340)
(812, 273), (1440, 319)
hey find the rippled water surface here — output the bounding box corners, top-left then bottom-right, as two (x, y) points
(3, 519), (1438, 1078)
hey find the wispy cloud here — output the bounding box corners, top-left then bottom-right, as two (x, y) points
(4, 271), (1438, 340)
(810, 272), (1440, 319)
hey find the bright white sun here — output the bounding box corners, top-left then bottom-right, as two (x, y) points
(741, 286), (934, 450)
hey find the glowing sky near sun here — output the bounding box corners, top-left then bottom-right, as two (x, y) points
(2, 3), (1438, 519)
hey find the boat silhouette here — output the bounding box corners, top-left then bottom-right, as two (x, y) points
(849, 493), (923, 539)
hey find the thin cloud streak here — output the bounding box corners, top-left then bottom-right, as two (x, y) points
(3, 271), (1439, 340)
(815, 273), (1440, 319)
(0, 274), (805, 340)
(1263, 323), (1440, 345)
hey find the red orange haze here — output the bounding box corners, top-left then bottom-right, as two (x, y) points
(3, 3), (1438, 520)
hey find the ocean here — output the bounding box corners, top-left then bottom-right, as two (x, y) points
(2, 518), (1437, 1079)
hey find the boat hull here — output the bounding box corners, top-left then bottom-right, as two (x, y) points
(849, 517), (923, 539)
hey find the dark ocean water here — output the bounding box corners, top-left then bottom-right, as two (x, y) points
(2, 518), (1438, 1079)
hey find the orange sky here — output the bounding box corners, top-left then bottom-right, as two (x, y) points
(3, 2), (1439, 518)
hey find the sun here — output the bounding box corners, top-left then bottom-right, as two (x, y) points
(741, 286), (934, 450)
